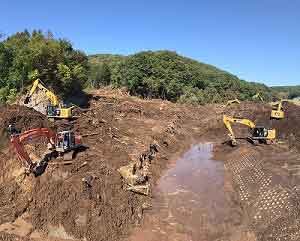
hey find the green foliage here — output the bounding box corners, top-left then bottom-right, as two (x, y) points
(0, 86), (9, 103)
(271, 86), (300, 99)
(89, 51), (273, 104)
(0, 30), (89, 103)
(28, 69), (39, 81)
(6, 88), (17, 103)
(89, 62), (111, 88)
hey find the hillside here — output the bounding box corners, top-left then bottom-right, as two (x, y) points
(271, 85), (300, 99)
(0, 30), (274, 106)
(0, 30), (89, 103)
(88, 51), (272, 104)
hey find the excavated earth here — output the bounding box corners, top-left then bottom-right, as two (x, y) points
(0, 91), (299, 241)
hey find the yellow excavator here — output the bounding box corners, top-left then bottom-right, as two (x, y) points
(223, 115), (276, 146)
(24, 79), (73, 119)
(252, 93), (264, 102)
(226, 98), (241, 107)
(271, 100), (284, 119)
(270, 99), (292, 119)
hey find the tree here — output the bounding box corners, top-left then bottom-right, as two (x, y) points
(89, 51), (274, 103)
(91, 63), (111, 88)
(0, 30), (89, 103)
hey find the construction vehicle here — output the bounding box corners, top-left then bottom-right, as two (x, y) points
(270, 99), (293, 119)
(9, 127), (82, 175)
(24, 79), (74, 119)
(223, 115), (276, 146)
(226, 99), (241, 107)
(252, 93), (264, 102)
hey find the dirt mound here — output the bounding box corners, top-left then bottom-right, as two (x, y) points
(0, 94), (299, 241)
(0, 93), (224, 241)
(0, 105), (48, 131)
(0, 105), (49, 187)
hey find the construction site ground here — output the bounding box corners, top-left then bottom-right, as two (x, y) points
(0, 89), (299, 241)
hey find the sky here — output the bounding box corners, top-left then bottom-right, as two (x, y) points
(1, 0), (299, 86)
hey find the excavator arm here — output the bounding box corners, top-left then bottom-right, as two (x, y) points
(226, 99), (240, 107)
(223, 115), (256, 146)
(253, 93), (264, 102)
(24, 79), (59, 106)
(10, 128), (56, 171)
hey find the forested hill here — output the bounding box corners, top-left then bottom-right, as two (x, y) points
(88, 51), (272, 104)
(0, 30), (89, 103)
(0, 30), (274, 105)
(271, 85), (300, 99)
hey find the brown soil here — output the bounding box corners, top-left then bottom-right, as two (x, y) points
(0, 91), (299, 241)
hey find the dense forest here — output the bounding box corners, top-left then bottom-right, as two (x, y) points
(0, 30), (88, 103)
(1, 30), (297, 105)
(88, 51), (272, 104)
(271, 85), (300, 99)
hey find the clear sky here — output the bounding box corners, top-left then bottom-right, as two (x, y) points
(1, 0), (299, 86)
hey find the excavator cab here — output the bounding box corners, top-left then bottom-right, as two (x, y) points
(251, 127), (274, 138)
(46, 105), (73, 119)
(7, 124), (20, 136)
(251, 127), (276, 144)
(55, 131), (81, 153)
(47, 105), (60, 117)
(252, 127), (267, 138)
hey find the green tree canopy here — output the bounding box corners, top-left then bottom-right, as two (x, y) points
(0, 30), (89, 102)
(89, 51), (273, 103)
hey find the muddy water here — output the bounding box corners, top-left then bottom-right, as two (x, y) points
(128, 143), (231, 241)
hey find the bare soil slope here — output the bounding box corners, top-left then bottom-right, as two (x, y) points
(0, 92), (299, 241)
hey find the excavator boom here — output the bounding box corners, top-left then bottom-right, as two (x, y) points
(253, 93), (264, 102)
(226, 99), (240, 107)
(10, 128), (57, 171)
(223, 115), (256, 145)
(24, 79), (59, 106)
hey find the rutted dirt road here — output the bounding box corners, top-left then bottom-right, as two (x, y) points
(0, 90), (299, 241)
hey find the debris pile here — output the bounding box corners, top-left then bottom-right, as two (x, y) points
(0, 90), (299, 241)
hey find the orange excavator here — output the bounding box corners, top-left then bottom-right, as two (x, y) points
(9, 126), (82, 175)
